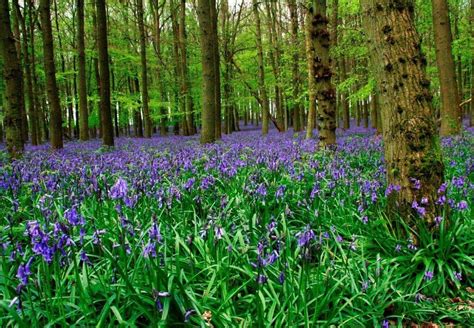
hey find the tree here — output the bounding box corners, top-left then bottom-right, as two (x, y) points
(362, 0), (444, 225)
(137, 0), (152, 138)
(252, 0), (270, 136)
(197, 0), (218, 143)
(0, 0), (24, 158)
(432, 0), (461, 136)
(77, 0), (88, 141)
(96, 0), (114, 146)
(308, 0), (337, 147)
(15, 0), (39, 145)
(39, 0), (63, 149)
(471, 0), (474, 127)
(288, 0), (302, 132)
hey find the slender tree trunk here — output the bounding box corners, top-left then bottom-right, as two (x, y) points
(39, 0), (63, 149)
(288, 0), (302, 132)
(210, 0), (221, 139)
(252, 0), (270, 136)
(151, 0), (168, 136)
(305, 7), (317, 139)
(363, 0), (444, 226)
(0, 0), (24, 158)
(470, 0), (474, 126)
(77, 0), (89, 140)
(137, 0), (152, 137)
(16, 1), (39, 145)
(28, 0), (42, 143)
(432, 0), (461, 135)
(341, 61), (350, 130)
(96, 0), (114, 146)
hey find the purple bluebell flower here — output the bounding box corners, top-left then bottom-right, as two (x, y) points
(109, 177), (128, 199)
(296, 225), (315, 247)
(64, 208), (85, 226)
(424, 271), (434, 281)
(275, 185), (286, 198)
(257, 274), (267, 284)
(453, 271), (462, 281)
(457, 200), (468, 210)
(214, 226), (224, 240)
(278, 271), (285, 284)
(80, 251), (91, 265)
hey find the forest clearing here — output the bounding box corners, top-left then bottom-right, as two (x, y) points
(0, 0), (473, 326)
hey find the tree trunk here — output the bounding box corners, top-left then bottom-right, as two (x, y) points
(180, 0), (195, 135)
(77, 0), (89, 140)
(310, 0), (337, 147)
(137, 0), (152, 138)
(470, 0), (474, 126)
(341, 58), (350, 130)
(39, 0), (63, 149)
(305, 6), (317, 139)
(16, 1), (39, 145)
(264, 1), (284, 132)
(197, 0), (217, 143)
(288, 0), (302, 132)
(96, 0), (114, 146)
(370, 93), (377, 129)
(150, 0), (168, 136)
(210, 0), (221, 139)
(0, 0), (24, 158)
(362, 0), (444, 226)
(252, 0), (270, 136)
(432, 0), (461, 135)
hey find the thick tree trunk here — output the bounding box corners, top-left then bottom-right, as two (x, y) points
(11, 0), (28, 143)
(39, 0), (63, 149)
(252, 0), (270, 136)
(363, 0), (444, 225)
(0, 0), (24, 158)
(310, 0), (337, 147)
(96, 0), (114, 146)
(77, 0), (89, 140)
(432, 0), (461, 135)
(137, 0), (152, 138)
(197, 0), (217, 143)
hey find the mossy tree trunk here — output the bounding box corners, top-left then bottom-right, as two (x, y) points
(362, 0), (445, 226)
(77, 0), (89, 141)
(432, 0), (461, 135)
(0, 0), (24, 158)
(39, 0), (63, 149)
(96, 0), (114, 146)
(197, 0), (217, 143)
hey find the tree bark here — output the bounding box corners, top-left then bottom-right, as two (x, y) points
(39, 0), (63, 149)
(309, 0), (337, 147)
(16, 1), (39, 145)
(470, 0), (474, 126)
(150, 0), (168, 136)
(432, 0), (461, 135)
(305, 6), (316, 139)
(362, 0), (444, 225)
(137, 0), (152, 138)
(288, 0), (302, 132)
(77, 0), (89, 140)
(252, 0), (270, 136)
(96, 0), (114, 146)
(0, 0), (24, 158)
(197, 0), (217, 143)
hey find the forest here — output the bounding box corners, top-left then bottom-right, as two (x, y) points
(0, 0), (473, 326)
